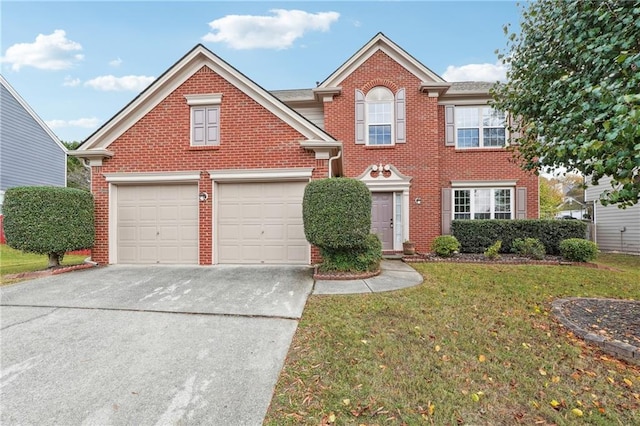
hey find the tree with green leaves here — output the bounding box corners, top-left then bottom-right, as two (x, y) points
(493, 0), (640, 207)
(539, 177), (563, 219)
(63, 141), (90, 190)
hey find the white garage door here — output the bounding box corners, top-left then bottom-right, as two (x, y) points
(117, 184), (198, 264)
(217, 182), (309, 264)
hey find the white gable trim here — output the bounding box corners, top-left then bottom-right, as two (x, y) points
(319, 33), (446, 89)
(79, 45), (336, 151)
(0, 75), (67, 154)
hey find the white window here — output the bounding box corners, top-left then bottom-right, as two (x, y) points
(185, 94), (222, 146)
(366, 87), (394, 145)
(453, 188), (513, 220)
(455, 107), (506, 148)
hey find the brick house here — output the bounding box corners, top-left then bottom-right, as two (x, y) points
(72, 33), (538, 265)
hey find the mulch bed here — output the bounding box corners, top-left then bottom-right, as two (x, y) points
(557, 298), (640, 347)
(403, 252), (609, 269)
(313, 267), (381, 280)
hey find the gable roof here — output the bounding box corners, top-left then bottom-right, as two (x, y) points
(318, 32), (447, 88)
(79, 44), (336, 151)
(0, 74), (67, 153)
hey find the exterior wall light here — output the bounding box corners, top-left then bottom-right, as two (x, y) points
(415, 197), (422, 205)
(199, 192), (209, 202)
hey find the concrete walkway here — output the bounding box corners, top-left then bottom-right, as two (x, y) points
(313, 259), (423, 295)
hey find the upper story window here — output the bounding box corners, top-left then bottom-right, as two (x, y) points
(456, 106), (506, 148)
(454, 188), (513, 220)
(366, 87), (394, 145)
(185, 94), (222, 146)
(355, 87), (405, 146)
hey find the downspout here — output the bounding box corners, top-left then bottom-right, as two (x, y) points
(328, 149), (342, 178)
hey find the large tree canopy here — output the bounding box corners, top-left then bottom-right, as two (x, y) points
(493, 0), (640, 206)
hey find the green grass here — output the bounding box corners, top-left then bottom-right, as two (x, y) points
(265, 253), (640, 425)
(0, 245), (88, 281)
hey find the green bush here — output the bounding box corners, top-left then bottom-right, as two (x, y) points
(484, 240), (502, 260)
(511, 237), (546, 260)
(3, 186), (94, 267)
(451, 219), (587, 255)
(559, 238), (598, 262)
(319, 234), (382, 273)
(303, 178), (371, 250)
(431, 235), (460, 257)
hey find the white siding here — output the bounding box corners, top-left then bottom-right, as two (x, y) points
(290, 105), (324, 129)
(586, 177), (640, 253)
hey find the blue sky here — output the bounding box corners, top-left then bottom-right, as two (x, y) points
(1, 1), (523, 142)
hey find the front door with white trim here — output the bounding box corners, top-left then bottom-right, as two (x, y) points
(371, 192), (394, 250)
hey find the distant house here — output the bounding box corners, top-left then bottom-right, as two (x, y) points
(0, 75), (67, 242)
(585, 176), (640, 254)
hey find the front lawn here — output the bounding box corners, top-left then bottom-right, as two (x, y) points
(0, 245), (89, 282)
(266, 253), (640, 425)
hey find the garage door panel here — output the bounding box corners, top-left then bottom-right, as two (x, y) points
(216, 181), (308, 264)
(117, 184), (198, 264)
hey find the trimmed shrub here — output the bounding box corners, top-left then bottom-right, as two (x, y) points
(319, 234), (382, 273)
(303, 178), (371, 250)
(431, 235), (460, 257)
(451, 219), (587, 255)
(3, 186), (94, 267)
(511, 238), (546, 260)
(484, 240), (502, 260)
(559, 238), (598, 262)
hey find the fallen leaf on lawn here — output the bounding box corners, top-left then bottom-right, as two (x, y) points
(522, 342), (531, 349)
(552, 376), (560, 383)
(539, 369), (547, 376)
(360, 340), (368, 345)
(328, 413), (336, 423)
(479, 354), (486, 362)
(343, 399), (350, 406)
(429, 402), (435, 415)
(624, 378), (633, 387)
(571, 408), (583, 417)
(607, 377), (615, 384)
(379, 364), (387, 370)
(472, 393), (481, 402)
(435, 345), (441, 352)
(550, 400), (560, 409)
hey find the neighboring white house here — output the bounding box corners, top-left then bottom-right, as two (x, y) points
(585, 176), (640, 254)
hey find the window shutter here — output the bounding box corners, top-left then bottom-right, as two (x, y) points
(395, 88), (406, 143)
(445, 105), (455, 146)
(442, 188), (452, 234)
(206, 107), (219, 145)
(192, 107), (205, 146)
(355, 89), (365, 144)
(508, 113), (521, 146)
(516, 187), (527, 219)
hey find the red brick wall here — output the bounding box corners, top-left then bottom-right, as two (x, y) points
(92, 66), (323, 264)
(323, 50), (538, 253)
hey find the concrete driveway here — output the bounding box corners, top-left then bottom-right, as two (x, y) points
(0, 265), (314, 425)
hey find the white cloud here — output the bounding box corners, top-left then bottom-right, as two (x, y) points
(109, 58), (123, 67)
(202, 9), (340, 50)
(84, 75), (155, 91)
(442, 62), (507, 82)
(1, 30), (83, 71)
(46, 117), (101, 129)
(63, 76), (81, 87)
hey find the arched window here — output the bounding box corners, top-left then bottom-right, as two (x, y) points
(365, 87), (394, 145)
(355, 87), (405, 146)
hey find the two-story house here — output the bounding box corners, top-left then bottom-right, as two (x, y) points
(72, 33), (538, 265)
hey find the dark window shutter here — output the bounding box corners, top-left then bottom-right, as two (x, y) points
(395, 88), (406, 143)
(206, 107), (219, 145)
(355, 89), (365, 144)
(508, 113), (521, 146)
(516, 187), (527, 219)
(445, 105), (455, 146)
(192, 107), (205, 145)
(442, 188), (452, 234)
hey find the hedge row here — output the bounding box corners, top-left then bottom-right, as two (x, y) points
(451, 219), (587, 255)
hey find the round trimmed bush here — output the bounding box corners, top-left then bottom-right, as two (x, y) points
(559, 238), (598, 262)
(431, 235), (460, 257)
(303, 178), (371, 250)
(3, 186), (94, 266)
